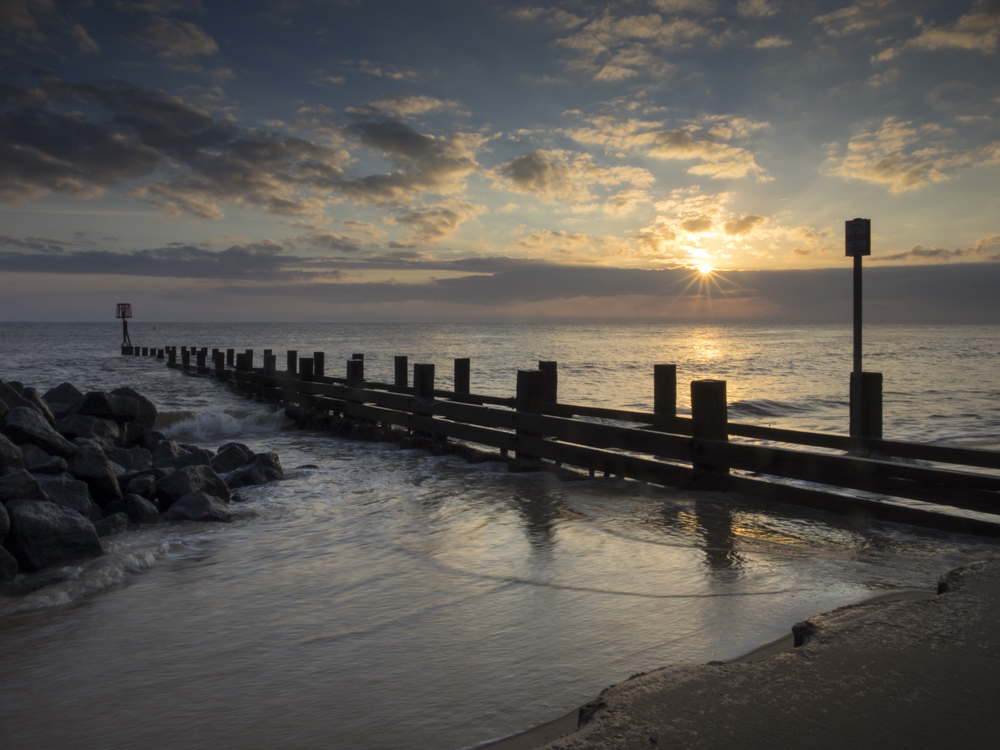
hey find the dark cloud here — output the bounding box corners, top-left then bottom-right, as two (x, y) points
(0, 234), (66, 253)
(871, 235), (1000, 262)
(134, 16), (217, 59)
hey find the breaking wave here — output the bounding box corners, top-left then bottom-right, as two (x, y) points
(157, 407), (293, 441)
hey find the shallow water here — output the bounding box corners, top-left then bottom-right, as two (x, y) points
(1, 323), (998, 749)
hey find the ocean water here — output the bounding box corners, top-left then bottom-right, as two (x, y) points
(0, 322), (998, 750)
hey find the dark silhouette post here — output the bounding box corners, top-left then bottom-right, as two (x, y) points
(395, 356), (409, 388)
(691, 379), (728, 473)
(538, 361), (558, 404)
(454, 358), (470, 394)
(654, 364), (677, 417)
(846, 218), (882, 439)
(116, 303), (133, 354)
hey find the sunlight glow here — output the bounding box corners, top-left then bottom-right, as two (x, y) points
(696, 263), (714, 275)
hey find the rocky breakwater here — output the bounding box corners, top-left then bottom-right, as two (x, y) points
(0, 378), (284, 590)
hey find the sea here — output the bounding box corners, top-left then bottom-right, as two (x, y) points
(1, 322), (999, 750)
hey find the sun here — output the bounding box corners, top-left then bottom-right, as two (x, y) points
(696, 262), (714, 275)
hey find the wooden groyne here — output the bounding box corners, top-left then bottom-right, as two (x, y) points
(132, 344), (1000, 537)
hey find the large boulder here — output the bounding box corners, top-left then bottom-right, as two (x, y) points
(1, 407), (77, 458)
(154, 448), (212, 471)
(34, 473), (94, 517)
(126, 474), (157, 500)
(2, 499), (103, 572)
(156, 465), (230, 511)
(161, 492), (231, 523)
(107, 446), (153, 472)
(21, 388), (56, 426)
(70, 391), (139, 423)
(223, 452), (284, 489)
(67, 443), (122, 507)
(0, 469), (52, 504)
(43, 382), (84, 408)
(148, 439), (183, 462)
(0, 433), (24, 475)
(57, 414), (121, 444)
(210, 442), (253, 474)
(95, 512), (129, 537)
(119, 493), (159, 523)
(0, 382), (50, 422)
(118, 421), (148, 449)
(20, 444), (68, 475)
(111, 387), (157, 432)
(4, 380), (23, 395)
(0, 544), (16, 583)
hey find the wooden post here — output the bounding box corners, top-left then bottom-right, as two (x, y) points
(691, 379), (728, 473)
(395, 356), (408, 388)
(141, 347), (148, 356)
(235, 353), (247, 372)
(168, 348), (177, 366)
(214, 351), (225, 375)
(157, 349), (164, 360)
(454, 358), (470, 394)
(263, 349), (272, 359)
(226, 348), (235, 367)
(346, 358), (364, 389)
(134, 348), (140, 356)
(850, 372), (883, 439)
(352, 353), (364, 361)
(654, 364), (677, 417)
(244, 349), (253, 370)
(299, 357), (314, 382)
(264, 354), (277, 376)
(287, 350), (297, 375)
(413, 363), (435, 399)
(515, 369), (545, 460)
(538, 360), (557, 404)
(196, 350), (206, 370)
(313, 352), (325, 378)
(182, 348), (191, 369)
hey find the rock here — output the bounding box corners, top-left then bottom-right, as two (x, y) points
(126, 474), (157, 500)
(0, 469), (52, 504)
(1, 407), (77, 458)
(118, 421), (148, 448)
(154, 448), (212, 471)
(138, 430), (167, 448)
(21, 388), (56, 426)
(211, 442), (253, 474)
(67, 443), (122, 507)
(122, 493), (159, 524)
(223, 452), (284, 489)
(94, 512), (129, 537)
(6, 381), (24, 395)
(111, 387), (157, 431)
(56, 414), (121, 444)
(161, 492), (231, 523)
(70, 391), (139, 423)
(20, 444), (68, 475)
(156, 465), (230, 511)
(148, 439), (182, 462)
(0, 433), (24, 475)
(0, 500), (8, 541)
(0, 398), (7, 422)
(34, 473), (94, 517)
(43, 382), (84, 408)
(0, 382), (50, 422)
(107, 446), (153, 472)
(2, 499), (103, 572)
(0, 544), (16, 583)
(71, 434), (119, 454)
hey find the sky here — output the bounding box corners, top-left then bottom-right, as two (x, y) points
(1, 0), (998, 322)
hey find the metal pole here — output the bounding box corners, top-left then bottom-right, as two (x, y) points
(853, 255), (862, 375)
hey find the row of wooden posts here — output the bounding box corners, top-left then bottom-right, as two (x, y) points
(125, 343), (1000, 537)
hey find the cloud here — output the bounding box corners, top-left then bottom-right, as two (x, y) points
(874, 5), (1000, 61)
(753, 35), (791, 48)
(136, 16), (218, 59)
(812, 0), (893, 37)
(871, 234), (1000, 262)
(112, 0), (205, 13)
(347, 94), (467, 119)
(508, 6), (586, 29)
(737, 0), (778, 18)
(825, 116), (1000, 192)
(492, 149), (653, 204)
(647, 129), (769, 179)
(389, 200), (487, 244)
(0, 234), (67, 253)
(723, 214), (766, 236)
(356, 59), (419, 80)
(70, 23), (99, 54)
(603, 189), (650, 216)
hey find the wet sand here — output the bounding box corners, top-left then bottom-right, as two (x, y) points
(490, 560), (1000, 749)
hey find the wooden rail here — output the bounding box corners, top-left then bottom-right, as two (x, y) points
(148, 345), (1000, 536)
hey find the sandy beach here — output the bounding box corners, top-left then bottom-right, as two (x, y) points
(491, 558), (1000, 750)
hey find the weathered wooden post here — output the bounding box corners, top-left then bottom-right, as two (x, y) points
(141, 347), (148, 356)
(244, 349), (253, 370)
(395, 356), (408, 388)
(235, 353), (247, 372)
(157, 349), (164, 360)
(654, 364), (677, 417)
(313, 352), (325, 378)
(134, 348), (140, 356)
(850, 372), (883, 440)
(412, 363), (435, 438)
(226, 348), (235, 367)
(691, 379), (728, 473)
(454, 358), (470, 394)
(346, 358), (364, 389)
(287, 350), (297, 375)
(299, 357), (314, 382)
(515, 369), (545, 460)
(264, 354), (277, 376)
(168, 348), (177, 366)
(214, 351), (225, 376)
(182, 348), (191, 370)
(196, 349), (206, 371)
(538, 361), (558, 404)
(352, 353), (364, 361)
(263, 349), (272, 359)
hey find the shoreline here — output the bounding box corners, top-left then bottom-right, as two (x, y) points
(478, 587), (939, 750)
